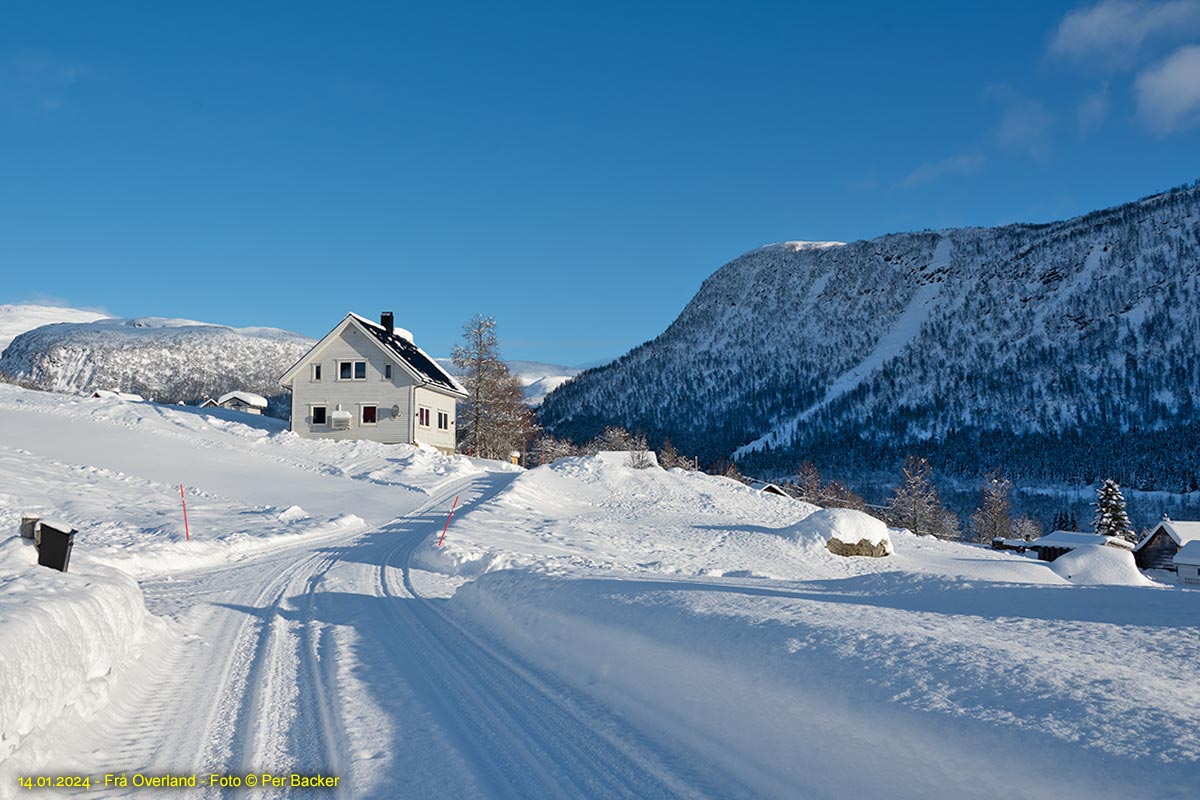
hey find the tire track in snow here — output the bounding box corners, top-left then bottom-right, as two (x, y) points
(371, 475), (707, 799)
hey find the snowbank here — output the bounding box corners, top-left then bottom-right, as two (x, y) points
(786, 508), (894, 556)
(1049, 545), (1153, 586)
(446, 569), (1194, 799)
(0, 539), (160, 792)
(413, 451), (827, 580)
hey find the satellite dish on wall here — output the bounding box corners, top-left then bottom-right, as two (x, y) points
(391, 405), (401, 418)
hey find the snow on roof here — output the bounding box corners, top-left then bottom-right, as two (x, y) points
(1032, 530), (1134, 550)
(330, 409), (352, 420)
(1136, 519), (1200, 551)
(348, 313), (467, 397)
(91, 389), (145, 401)
(1173, 540), (1200, 566)
(217, 391), (268, 408)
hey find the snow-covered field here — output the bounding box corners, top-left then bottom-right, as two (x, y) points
(0, 385), (1197, 799)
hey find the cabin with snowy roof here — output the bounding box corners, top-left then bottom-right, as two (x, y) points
(1173, 542), (1200, 586)
(1028, 530), (1134, 562)
(1133, 518), (1200, 571)
(278, 312), (467, 454)
(214, 391), (268, 414)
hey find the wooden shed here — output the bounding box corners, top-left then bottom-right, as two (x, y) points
(1133, 519), (1200, 571)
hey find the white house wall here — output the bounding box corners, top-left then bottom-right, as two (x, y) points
(289, 324), (416, 445)
(413, 385), (458, 452)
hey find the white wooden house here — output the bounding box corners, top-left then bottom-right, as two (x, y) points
(278, 312), (467, 454)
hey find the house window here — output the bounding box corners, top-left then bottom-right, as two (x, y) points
(418, 407), (431, 427)
(312, 364), (322, 381)
(311, 406), (327, 425)
(437, 411), (449, 430)
(385, 364), (392, 380)
(338, 360), (367, 380)
(361, 405), (377, 425)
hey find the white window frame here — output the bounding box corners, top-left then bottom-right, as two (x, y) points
(338, 360), (367, 381)
(310, 404), (328, 426)
(312, 363), (322, 382)
(437, 410), (449, 430)
(418, 406), (431, 428)
(384, 364), (392, 380)
(360, 404), (378, 426)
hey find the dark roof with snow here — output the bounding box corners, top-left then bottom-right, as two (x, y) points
(348, 313), (466, 396)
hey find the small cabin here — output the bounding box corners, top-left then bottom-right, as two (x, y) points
(1173, 542), (1200, 586)
(1028, 530), (1134, 562)
(1134, 518), (1200, 571)
(747, 479), (790, 498)
(215, 391), (268, 415)
(91, 388), (144, 401)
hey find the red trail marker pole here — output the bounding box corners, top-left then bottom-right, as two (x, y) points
(437, 495), (459, 548)
(179, 484), (190, 542)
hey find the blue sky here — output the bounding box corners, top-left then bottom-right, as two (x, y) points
(3, 1), (1199, 364)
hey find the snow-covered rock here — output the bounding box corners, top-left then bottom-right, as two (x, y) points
(787, 507), (894, 557)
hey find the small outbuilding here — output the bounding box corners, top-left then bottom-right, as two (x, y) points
(91, 388), (144, 401)
(1133, 518), (1200, 571)
(215, 391), (269, 415)
(747, 479), (790, 498)
(1028, 530), (1134, 563)
(1173, 541), (1200, 586)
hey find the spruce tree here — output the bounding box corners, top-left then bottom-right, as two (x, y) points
(1093, 479), (1135, 542)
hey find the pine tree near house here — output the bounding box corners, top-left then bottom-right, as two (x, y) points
(1093, 479), (1135, 543)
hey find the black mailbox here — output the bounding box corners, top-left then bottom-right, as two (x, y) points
(37, 523), (77, 573)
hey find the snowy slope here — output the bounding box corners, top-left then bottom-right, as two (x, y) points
(1, 385), (1197, 799)
(0, 304), (108, 355)
(539, 182), (1200, 493)
(0, 316), (313, 415)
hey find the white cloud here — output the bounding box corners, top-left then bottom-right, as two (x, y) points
(1049, 0), (1200, 64)
(986, 85), (1055, 160)
(1134, 44), (1200, 132)
(1077, 83), (1111, 131)
(898, 153), (986, 188)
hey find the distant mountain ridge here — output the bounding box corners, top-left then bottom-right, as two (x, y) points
(437, 358), (583, 406)
(539, 181), (1200, 494)
(0, 315), (313, 416)
(0, 304), (109, 354)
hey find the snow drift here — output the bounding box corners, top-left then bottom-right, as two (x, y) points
(0, 539), (160, 794)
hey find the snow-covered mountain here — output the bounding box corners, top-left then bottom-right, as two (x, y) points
(0, 304), (109, 355)
(539, 182), (1200, 493)
(438, 358), (583, 406)
(0, 316), (313, 415)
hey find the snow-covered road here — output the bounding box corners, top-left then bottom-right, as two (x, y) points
(49, 474), (694, 799)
